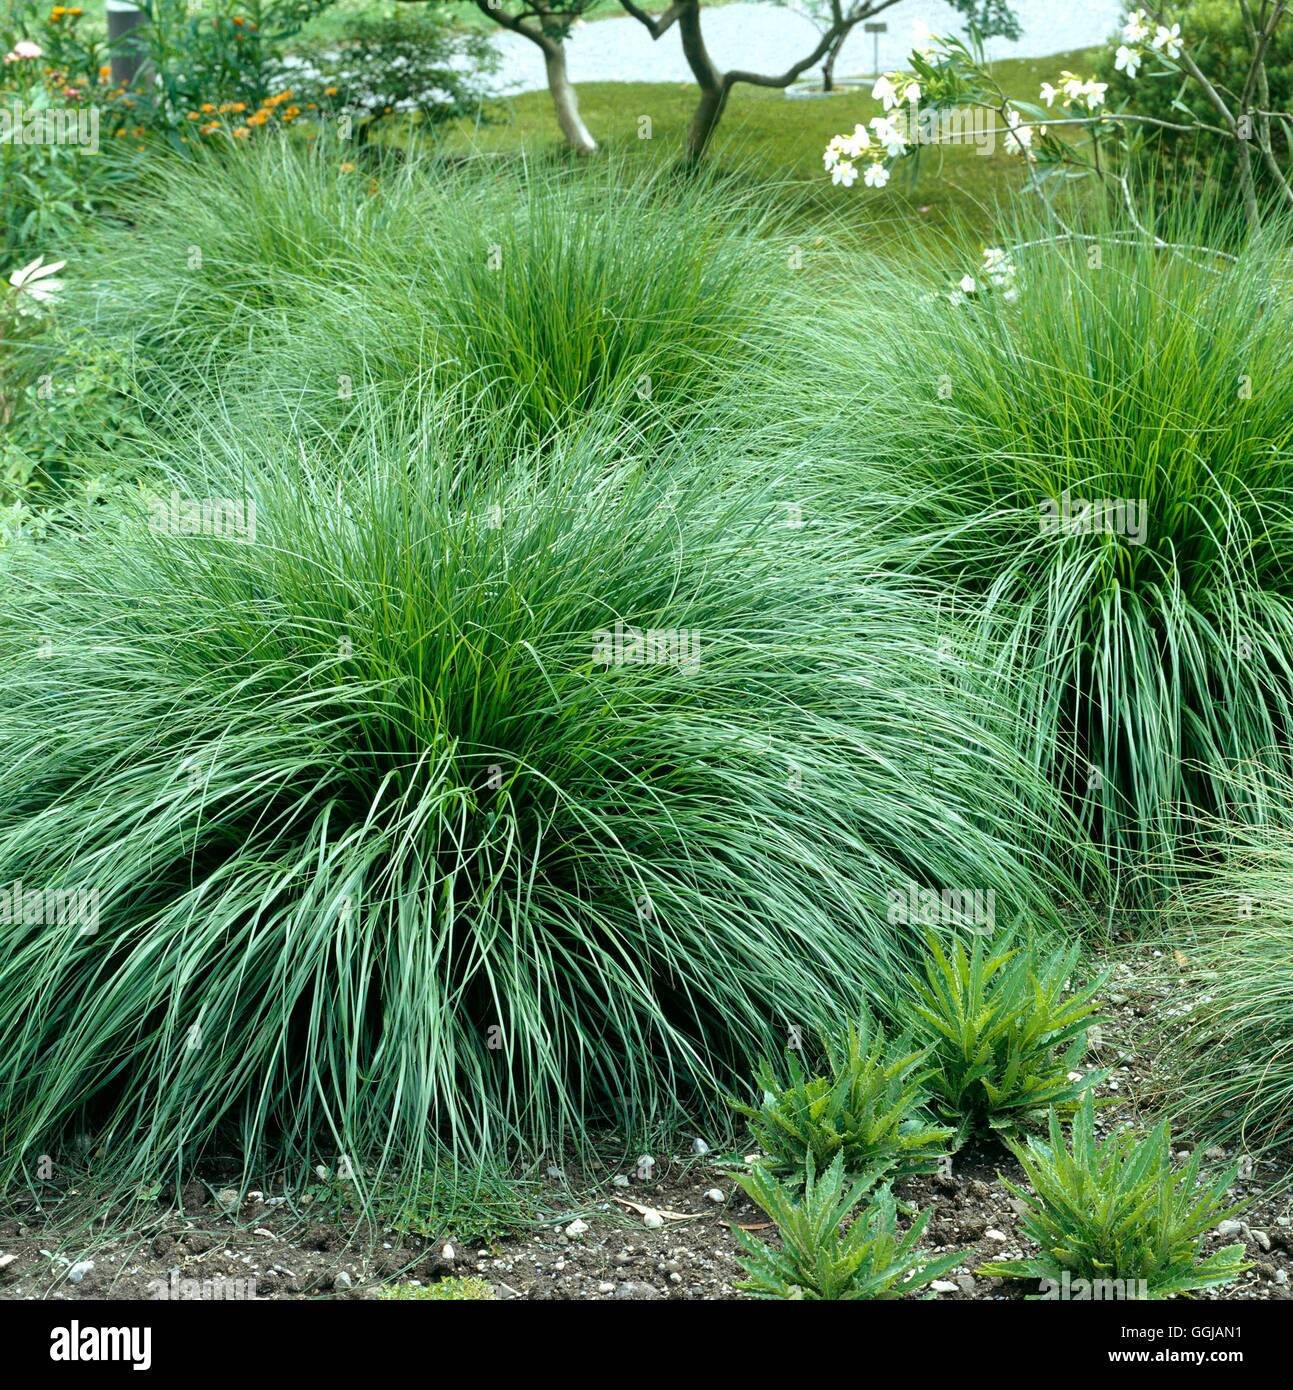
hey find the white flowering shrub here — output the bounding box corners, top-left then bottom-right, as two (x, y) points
(825, 7), (1293, 234)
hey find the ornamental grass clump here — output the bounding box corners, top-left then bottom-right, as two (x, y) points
(778, 194), (1293, 893)
(70, 138), (798, 448)
(0, 399), (1068, 1188)
(981, 1094), (1249, 1300)
(1157, 772), (1293, 1154)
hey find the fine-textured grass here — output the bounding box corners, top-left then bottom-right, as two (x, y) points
(768, 193), (1293, 896)
(0, 393), (1072, 1191)
(1157, 774), (1293, 1155)
(70, 139), (804, 452)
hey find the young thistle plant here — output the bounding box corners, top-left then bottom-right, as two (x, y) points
(731, 1013), (954, 1184)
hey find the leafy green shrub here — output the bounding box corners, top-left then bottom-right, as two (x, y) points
(0, 397), (1068, 1187)
(734, 1153), (965, 1300)
(1099, 0), (1293, 199)
(290, 12), (497, 146)
(376, 1277), (495, 1301)
(780, 196), (1293, 890)
(910, 933), (1107, 1145)
(1157, 775), (1293, 1153)
(0, 6), (138, 260)
(981, 1095), (1249, 1299)
(731, 1015), (953, 1182)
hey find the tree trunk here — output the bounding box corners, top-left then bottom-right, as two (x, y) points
(685, 81), (729, 162)
(822, 34), (843, 92)
(543, 41), (597, 155)
(679, 1), (727, 163)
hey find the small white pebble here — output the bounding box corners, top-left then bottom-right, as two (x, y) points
(642, 1209), (664, 1230)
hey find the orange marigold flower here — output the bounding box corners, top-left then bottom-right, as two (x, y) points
(201, 103), (216, 113)
(281, 105), (300, 121)
(323, 86), (338, 96)
(231, 125), (250, 138)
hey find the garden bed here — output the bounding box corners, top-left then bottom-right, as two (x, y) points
(3, 945), (1287, 1303)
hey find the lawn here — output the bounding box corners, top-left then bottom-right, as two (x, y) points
(430, 49), (1100, 244)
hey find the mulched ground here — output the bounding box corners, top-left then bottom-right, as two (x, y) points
(2, 943), (1290, 1301)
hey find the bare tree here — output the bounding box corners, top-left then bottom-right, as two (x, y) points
(622, 0), (1020, 160)
(405, 0), (601, 153)
(621, 0), (901, 160)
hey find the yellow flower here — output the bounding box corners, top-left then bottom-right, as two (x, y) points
(338, 161), (355, 173)
(281, 105), (300, 121)
(231, 125), (250, 139)
(246, 109), (270, 126)
(200, 103), (216, 113)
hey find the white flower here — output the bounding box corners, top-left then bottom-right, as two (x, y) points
(903, 80), (921, 105)
(1059, 71), (1087, 103)
(1082, 80), (1108, 107)
(832, 159), (858, 187)
(1114, 45), (1141, 79)
(959, 274), (977, 293)
(982, 246), (1017, 290)
(869, 114), (907, 158)
(1002, 286), (1019, 303)
(948, 290), (965, 307)
(825, 125), (870, 170)
(1004, 107), (1033, 155)
(1152, 22), (1182, 59)
(872, 74), (899, 110)
(843, 122), (870, 157)
(1123, 9), (1150, 45)
(1040, 82), (1057, 106)
(8, 255), (66, 311)
(863, 161), (890, 188)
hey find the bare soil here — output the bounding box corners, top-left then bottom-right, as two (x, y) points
(2, 943), (1289, 1302)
